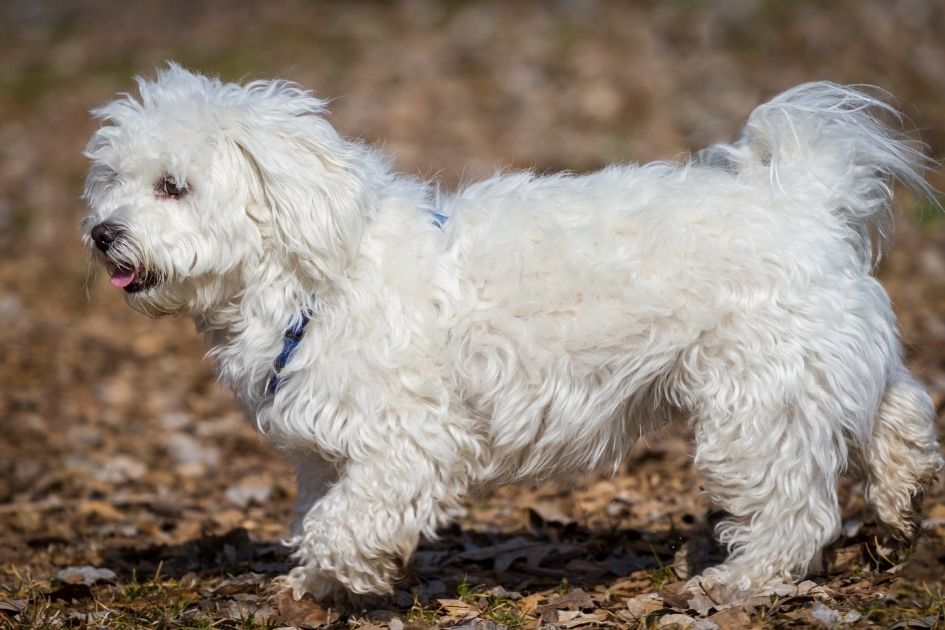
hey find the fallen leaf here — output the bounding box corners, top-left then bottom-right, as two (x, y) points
(658, 612), (696, 628)
(925, 502), (945, 526)
(558, 610), (608, 627)
(551, 587), (595, 611)
(659, 582), (692, 610)
(888, 617), (938, 629)
(626, 592), (664, 619)
(212, 508), (246, 531)
(709, 608), (753, 629)
(273, 589), (340, 628)
(436, 598), (479, 619)
(0, 600), (26, 616)
(77, 500), (123, 521)
(485, 585), (521, 600)
(518, 592), (544, 615)
(824, 544), (865, 574)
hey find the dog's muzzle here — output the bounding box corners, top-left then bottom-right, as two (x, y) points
(89, 221), (158, 293)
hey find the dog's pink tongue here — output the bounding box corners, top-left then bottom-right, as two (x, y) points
(109, 269), (136, 288)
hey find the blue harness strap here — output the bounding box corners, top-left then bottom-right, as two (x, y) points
(266, 313), (310, 395)
(266, 209), (447, 397)
(430, 211), (449, 228)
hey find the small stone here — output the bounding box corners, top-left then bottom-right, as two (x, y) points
(809, 601), (841, 625)
(841, 610), (862, 623)
(93, 455), (147, 483)
(841, 517), (862, 538)
(56, 566), (116, 586)
(164, 433), (220, 470)
(226, 479), (273, 508)
(159, 413), (193, 431)
(0, 293), (23, 319)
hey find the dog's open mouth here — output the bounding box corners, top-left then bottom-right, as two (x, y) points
(108, 264), (159, 293)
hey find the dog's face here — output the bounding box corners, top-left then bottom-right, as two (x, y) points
(82, 68), (262, 315)
(83, 64), (374, 316)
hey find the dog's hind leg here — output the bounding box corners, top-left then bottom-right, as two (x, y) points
(679, 311), (866, 596)
(862, 364), (943, 537)
(687, 384), (845, 595)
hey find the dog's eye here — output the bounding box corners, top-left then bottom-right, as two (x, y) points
(156, 176), (187, 199)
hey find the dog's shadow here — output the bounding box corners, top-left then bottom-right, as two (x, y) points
(100, 509), (900, 615)
(101, 510), (718, 606)
(101, 527), (292, 582)
(405, 510), (706, 596)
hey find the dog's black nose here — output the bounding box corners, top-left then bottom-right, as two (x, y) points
(91, 222), (120, 252)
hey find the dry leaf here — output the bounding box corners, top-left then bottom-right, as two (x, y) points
(626, 592), (664, 619)
(519, 592), (545, 615)
(273, 589), (340, 628)
(658, 613), (696, 628)
(558, 609), (608, 627)
(436, 598), (479, 620)
(709, 608), (753, 629)
(551, 587), (596, 611)
(77, 500), (124, 521)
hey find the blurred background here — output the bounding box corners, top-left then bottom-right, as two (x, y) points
(2, 1), (944, 627)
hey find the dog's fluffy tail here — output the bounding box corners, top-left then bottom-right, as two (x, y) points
(702, 82), (939, 264)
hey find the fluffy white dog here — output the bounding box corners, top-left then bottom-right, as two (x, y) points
(83, 64), (943, 602)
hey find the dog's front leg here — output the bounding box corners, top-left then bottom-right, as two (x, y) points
(284, 414), (474, 602)
(289, 455), (338, 539)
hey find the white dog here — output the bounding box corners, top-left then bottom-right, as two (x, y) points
(83, 64), (943, 602)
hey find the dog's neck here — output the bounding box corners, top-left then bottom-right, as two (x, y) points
(194, 163), (441, 421)
(194, 262), (317, 405)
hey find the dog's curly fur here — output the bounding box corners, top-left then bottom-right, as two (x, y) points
(83, 64), (943, 601)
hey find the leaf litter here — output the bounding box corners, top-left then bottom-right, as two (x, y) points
(2, 1), (945, 628)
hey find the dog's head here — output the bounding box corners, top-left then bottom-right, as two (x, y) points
(83, 63), (376, 316)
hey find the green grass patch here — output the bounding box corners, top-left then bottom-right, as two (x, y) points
(903, 196), (945, 229)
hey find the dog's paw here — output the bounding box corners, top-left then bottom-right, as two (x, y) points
(684, 567), (755, 606)
(684, 566), (793, 607)
(282, 566), (350, 603)
(682, 571), (748, 606)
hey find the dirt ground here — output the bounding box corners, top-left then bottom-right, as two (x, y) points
(2, 1), (945, 628)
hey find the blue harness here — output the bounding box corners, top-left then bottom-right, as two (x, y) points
(266, 209), (448, 395)
(266, 313), (311, 395)
(429, 211), (448, 228)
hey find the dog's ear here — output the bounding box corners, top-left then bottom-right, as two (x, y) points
(229, 81), (376, 287)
